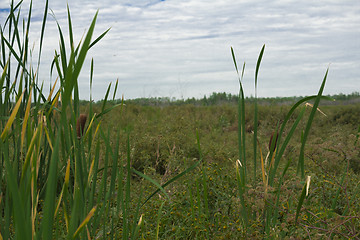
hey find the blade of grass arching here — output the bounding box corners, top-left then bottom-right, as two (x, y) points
(72, 206), (97, 239)
(1, 90), (24, 141)
(3, 79), (16, 109)
(253, 44), (265, 183)
(41, 133), (60, 239)
(83, 113), (96, 141)
(255, 45), (265, 84)
(101, 82), (112, 112)
(88, 27), (110, 50)
(1, 37), (29, 75)
(265, 95), (331, 180)
(113, 78), (118, 100)
(156, 201), (166, 240)
(141, 158), (201, 207)
(269, 106), (306, 186)
(298, 68), (328, 178)
(95, 103), (123, 119)
(277, 95), (333, 145)
(132, 168), (170, 201)
(90, 58), (94, 99)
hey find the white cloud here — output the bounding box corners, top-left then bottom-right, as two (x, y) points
(1, 0), (359, 100)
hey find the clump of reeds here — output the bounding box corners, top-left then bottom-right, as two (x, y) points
(231, 44), (330, 236)
(0, 2), (200, 239)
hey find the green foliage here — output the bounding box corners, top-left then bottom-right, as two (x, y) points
(0, 1), (359, 239)
(0, 2), (191, 239)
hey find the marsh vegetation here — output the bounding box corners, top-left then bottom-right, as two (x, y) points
(0, 1), (359, 239)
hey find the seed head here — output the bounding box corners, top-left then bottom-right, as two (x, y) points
(268, 131), (278, 152)
(76, 114), (87, 139)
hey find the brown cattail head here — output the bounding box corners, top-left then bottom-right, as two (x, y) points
(76, 114), (87, 139)
(268, 131), (278, 153)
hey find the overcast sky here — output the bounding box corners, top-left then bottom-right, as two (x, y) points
(0, 0), (359, 100)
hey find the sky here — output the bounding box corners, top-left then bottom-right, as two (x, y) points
(0, 0), (359, 100)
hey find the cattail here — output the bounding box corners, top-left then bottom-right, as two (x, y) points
(76, 114), (87, 139)
(268, 131), (278, 153)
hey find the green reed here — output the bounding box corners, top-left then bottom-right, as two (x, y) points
(231, 45), (331, 237)
(0, 1), (198, 239)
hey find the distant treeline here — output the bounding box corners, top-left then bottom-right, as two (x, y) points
(96, 91), (360, 106)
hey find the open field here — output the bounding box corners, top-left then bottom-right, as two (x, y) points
(88, 99), (360, 239)
(0, 1), (359, 239)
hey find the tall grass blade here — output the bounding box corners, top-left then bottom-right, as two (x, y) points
(41, 133), (60, 239)
(253, 44), (265, 182)
(0, 60), (9, 97)
(88, 27), (111, 50)
(67, 5), (74, 52)
(73, 206), (97, 239)
(156, 201), (166, 240)
(37, 0), (48, 68)
(21, 87), (32, 148)
(113, 78), (118, 100)
(101, 82), (112, 112)
(269, 106), (306, 185)
(298, 68), (329, 178)
(1, 90), (24, 141)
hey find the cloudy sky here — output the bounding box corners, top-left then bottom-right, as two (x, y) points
(0, 0), (359, 100)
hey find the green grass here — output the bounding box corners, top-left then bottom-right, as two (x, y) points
(1, 1), (359, 239)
